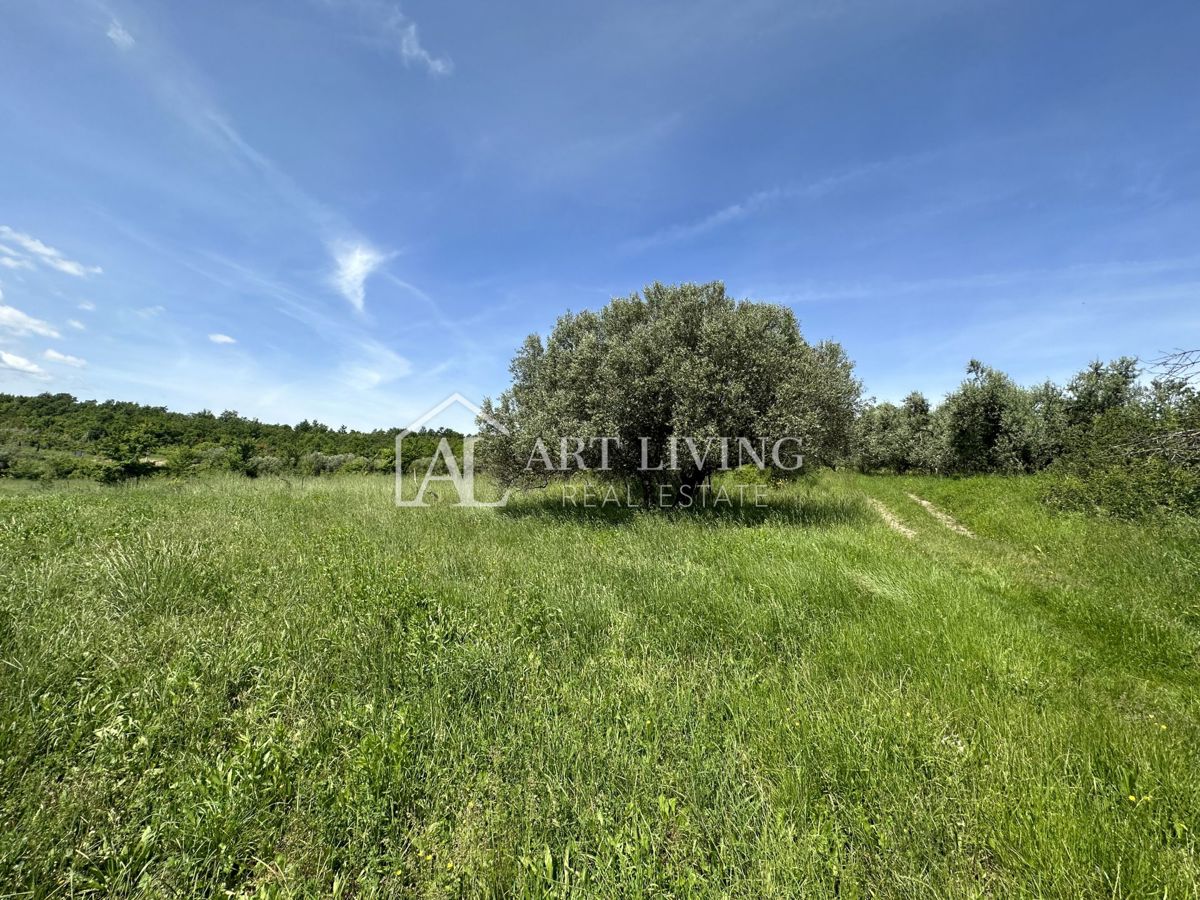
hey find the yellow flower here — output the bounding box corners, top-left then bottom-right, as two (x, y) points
(1160, 724), (1167, 730)
(1128, 795), (1137, 802)
(446, 862), (454, 870)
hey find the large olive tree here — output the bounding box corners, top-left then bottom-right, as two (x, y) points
(478, 281), (861, 504)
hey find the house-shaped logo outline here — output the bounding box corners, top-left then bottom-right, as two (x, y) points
(395, 392), (509, 440)
(394, 393), (511, 507)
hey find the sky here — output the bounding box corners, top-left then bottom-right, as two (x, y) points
(1, 0), (1198, 431)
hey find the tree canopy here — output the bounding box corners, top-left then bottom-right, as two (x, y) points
(479, 281), (862, 503)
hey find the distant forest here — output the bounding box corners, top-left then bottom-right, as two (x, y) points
(0, 393), (459, 481)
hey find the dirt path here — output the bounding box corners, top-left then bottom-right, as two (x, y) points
(907, 493), (975, 537)
(867, 498), (916, 539)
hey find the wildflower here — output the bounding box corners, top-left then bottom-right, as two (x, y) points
(1160, 724), (1167, 730)
(1128, 795), (1136, 802)
(446, 862), (454, 870)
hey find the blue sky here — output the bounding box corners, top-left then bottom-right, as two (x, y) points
(1, 0), (1198, 430)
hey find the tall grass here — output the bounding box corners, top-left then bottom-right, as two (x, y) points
(0, 473), (1196, 897)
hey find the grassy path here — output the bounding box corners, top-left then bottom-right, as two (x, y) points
(1, 474), (1197, 897)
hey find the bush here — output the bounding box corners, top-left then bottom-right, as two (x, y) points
(247, 455), (286, 477)
(1042, 457), (1200, 519)
(335, 456), (371, 475)
(301, 452), (359, 475)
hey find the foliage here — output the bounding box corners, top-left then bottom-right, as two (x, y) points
(855, 353), (1199, 519)
(1042, 457), (1200, 519)
(0, 392), (459, 483)
(854, 391), (944, 473)
(938, 361), (1042, 474)
(479, 281), (862, 503)
(1042, 354), (1200, 518)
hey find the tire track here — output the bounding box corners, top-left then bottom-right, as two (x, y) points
(866, 498), (916, 539)
(907, 493), (975, 538)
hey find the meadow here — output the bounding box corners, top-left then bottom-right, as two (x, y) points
(0, 473), (1197, 897)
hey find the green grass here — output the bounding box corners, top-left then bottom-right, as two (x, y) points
(1, 473), (1197, 898)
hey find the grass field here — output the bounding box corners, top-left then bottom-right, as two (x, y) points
(1, 473), (1198, 897)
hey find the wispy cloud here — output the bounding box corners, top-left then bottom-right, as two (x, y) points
(626, 187), (787, 253)
(67, 319), (86, 331)
(92, 13), (390, 320)
(341, 339), (412, 388)
(0, 351), (46, 377)
(0, 244), (35, 270)
(0, 303), (61, 338)
(331, 240), (390, 312)
(78, 300), (96, 311)
(44, 348), (87, 368)
(106, 19), (135, 51)
(208, 333), (237, 344)
(0, 226), (102, 277)
(624, 155), (925, 253)
(319, 0), (452, 75)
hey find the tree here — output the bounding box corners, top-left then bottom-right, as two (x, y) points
(940, 361), (1039, 474)
(855, 402), (906, 472)
(479, 281), (862, 504)
(1064, 358), (1141, 428)
(855, 391), (946, 473)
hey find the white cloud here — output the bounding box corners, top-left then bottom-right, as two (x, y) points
(321, 0), (452, 75)
(0, 351), (46, 376)
(135, 305), (165, 318)
(330, 240), (390, 312)
(107, 19), (135, 51)
(0, 304), (60, 338)
(78, 300), (96, 311)
(44, 348), (87, 368)
(67, 319), (86, 330)
(341, 340), (412, 388)
(0, 246), (33, 271)
(0, 226), (102, 278)
(208, 333), (237, 344)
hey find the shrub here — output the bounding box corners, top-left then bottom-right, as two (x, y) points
(301, 452), (359, 475)
(335, 456), (371, 475)
(1042, 457), (1200, 519)
(247, 455), (286, 477)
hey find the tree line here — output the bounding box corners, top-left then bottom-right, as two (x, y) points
(0, 393), (459, 482)
(855, 353), (1199, 516)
